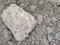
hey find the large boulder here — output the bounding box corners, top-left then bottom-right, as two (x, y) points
(1, 4), (36, 41)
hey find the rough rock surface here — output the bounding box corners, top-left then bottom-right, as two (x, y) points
(0, 0), (60, 45)
(1, 4), (36, 41)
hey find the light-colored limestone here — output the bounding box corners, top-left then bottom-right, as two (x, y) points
(1, 4), (36, 41)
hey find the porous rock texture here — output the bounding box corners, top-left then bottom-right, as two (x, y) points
(1, 4), (36, 41)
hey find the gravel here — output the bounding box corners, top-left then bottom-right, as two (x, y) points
(0, 0), (60, 45)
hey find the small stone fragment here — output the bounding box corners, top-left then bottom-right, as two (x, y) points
(2, 29), (12, 41)
(55, 32), (60, 40)
(47, 35), (52, 41)
(1, 4), (36, 41)
(46, 27), (53, 34)
(20, 3), (25, 8)
(30, 5), (37, 12)
(52, 17), (57, 22)
(37, 15), (43, 25)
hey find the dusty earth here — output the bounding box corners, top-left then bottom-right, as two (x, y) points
(0, 0), (60, 45)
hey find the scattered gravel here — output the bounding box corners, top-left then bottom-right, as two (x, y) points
(0, 0), (60, 45)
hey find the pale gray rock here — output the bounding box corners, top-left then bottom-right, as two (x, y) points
(20, 3), (25, 8)
(37, 15), (43, 25)
(2, 29), (12, 41)
(46, 27), (53, 34)
(30, 5), (37, 12)
(1, 4), (36, 41)
(52, 17), (57, 22)
(47, 35), (52, 41)
(55, 32), (60, 40)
